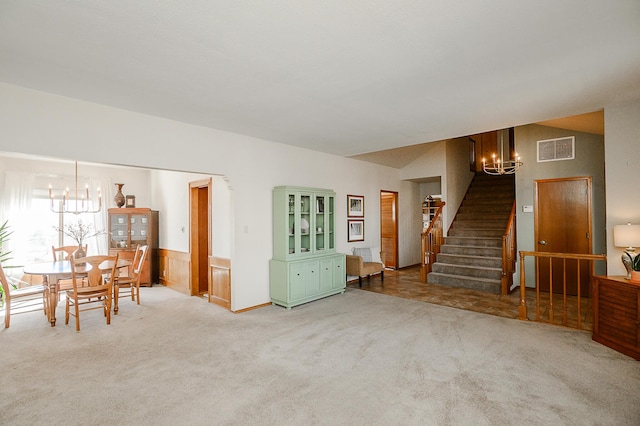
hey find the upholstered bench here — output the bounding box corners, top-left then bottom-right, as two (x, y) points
(346, 247), (384, 287)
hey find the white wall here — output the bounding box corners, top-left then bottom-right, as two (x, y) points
(396, 141), (448, 266)
(147, 170), (230, 255)
(0, 82), (419, 311)
(419, 180), (441, 202)
(444, 137), (476, 229)
(399, 138), (475, 232)
(604, 99), (640, 276)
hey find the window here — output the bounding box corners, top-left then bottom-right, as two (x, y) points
(2, 172), (107, 279)
(17, 198), (102, 264)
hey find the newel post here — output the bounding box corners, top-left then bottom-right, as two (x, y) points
(518, 251), (528, 321)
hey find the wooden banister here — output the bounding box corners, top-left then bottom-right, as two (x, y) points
(420, 202), (445, 282)
(518, 251), (607, 330)
(501, 201), (517, 294)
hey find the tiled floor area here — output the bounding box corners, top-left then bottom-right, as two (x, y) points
(347, 265), (593, 332)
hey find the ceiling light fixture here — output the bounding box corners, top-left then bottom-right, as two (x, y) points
(482, 130), (523, 175)
(49, 161), (102, 215)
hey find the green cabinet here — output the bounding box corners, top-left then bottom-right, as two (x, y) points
(270, 255), (346, 309)
(272, 186), (336, 260)
(270, 186), (345, 309)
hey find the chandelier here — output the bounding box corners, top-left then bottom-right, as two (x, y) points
(49, 161), (102, 214)
(482, 130), (523, 175)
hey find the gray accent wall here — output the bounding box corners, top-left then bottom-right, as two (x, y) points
(514, 124), (606, 287)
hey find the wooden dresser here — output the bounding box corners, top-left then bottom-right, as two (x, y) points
(592, 276), (640, 360)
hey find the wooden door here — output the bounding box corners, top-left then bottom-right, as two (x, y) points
(190, 179), (211, 296)
(380, 191), (398, 269)
(535, 177), (592, 296)
(472, 131), (498, 172)
(471, 130), (515, 172)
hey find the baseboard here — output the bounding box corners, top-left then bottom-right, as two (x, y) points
(396, 263), (420, 270)
(233, 302), (272, 313)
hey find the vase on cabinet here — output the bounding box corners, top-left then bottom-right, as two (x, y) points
(114, 183), (125, 208)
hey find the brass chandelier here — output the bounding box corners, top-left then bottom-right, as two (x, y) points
(49, 161), (102, 214)
(482, 130), (523, 175)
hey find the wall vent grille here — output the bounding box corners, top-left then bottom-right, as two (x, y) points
(537, 136), (575, 162)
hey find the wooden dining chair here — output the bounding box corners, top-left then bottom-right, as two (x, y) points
(52, 245), (87, 300)
(66, 254), (118, 331)
(52, 245), (84, 262)
(1, 262), (49, 328)
(113, 244), (148, 314)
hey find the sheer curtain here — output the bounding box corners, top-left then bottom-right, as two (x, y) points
(1, 171), (35, 277)
(87, 176), (111, 255)
(1, 171), (113, 277)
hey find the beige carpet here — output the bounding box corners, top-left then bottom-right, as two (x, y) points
(1, 286), (639, 425)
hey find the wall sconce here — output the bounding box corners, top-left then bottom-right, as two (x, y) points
(613, 223), (640, 279)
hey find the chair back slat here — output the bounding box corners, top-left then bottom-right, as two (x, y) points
(67, 254), (118, 331)
(52, 245), (86, 261)
(0, 263), (12, 305)
(70, 254), (118, 293)
(133, 245), (149, 276)
(1, 261), (49, 328)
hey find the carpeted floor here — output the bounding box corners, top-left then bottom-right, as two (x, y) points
(1, 285), (639, 425)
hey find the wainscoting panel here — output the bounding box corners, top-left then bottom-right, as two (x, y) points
(158, 249), (191, 295)
(209, 256), (231, 309)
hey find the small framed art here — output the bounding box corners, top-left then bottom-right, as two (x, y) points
(347, 194), (364, 217)
(125, 195), (136, 208)
(347, 219), (364, 242)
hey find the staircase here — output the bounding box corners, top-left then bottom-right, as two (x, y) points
(427, 173), (515, 294)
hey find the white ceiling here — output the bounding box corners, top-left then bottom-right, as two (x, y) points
(1, 1), (638, 159)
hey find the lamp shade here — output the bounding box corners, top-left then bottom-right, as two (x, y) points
(613, 223), (640, 249)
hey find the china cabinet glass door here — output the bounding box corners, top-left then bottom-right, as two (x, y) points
(130, 214), (149, 247)
(315, 195), (326, 252)
(328, 196), (335, 250)
(287, 194), (295, 255)
(110, 213), (129, 249)
(300, 193), (311, 254)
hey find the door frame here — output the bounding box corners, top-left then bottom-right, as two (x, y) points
(534, 176), (593, 295)
(380, 190), (398, 270)
(189, 178), (212, 296)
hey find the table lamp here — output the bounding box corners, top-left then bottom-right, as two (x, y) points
(613, 223), (640, 279)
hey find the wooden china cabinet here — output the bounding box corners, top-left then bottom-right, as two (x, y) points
(108, 208), (159, 286)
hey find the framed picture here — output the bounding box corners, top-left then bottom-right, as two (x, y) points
(347, 219), (364, 242)
(347, 194), (364, 217)
(125, 195), (136, 208)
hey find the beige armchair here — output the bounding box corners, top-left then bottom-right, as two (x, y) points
(346, 248), (384, 287)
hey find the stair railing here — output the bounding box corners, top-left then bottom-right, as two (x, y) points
(501, 201), (517, 294)
(420, 202), (445, 282)
(518, 251), (607, 330)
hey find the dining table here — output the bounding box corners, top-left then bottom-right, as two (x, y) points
(23, 258), (131, 327)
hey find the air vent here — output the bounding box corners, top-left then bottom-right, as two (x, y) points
(537, 136), (575, 162)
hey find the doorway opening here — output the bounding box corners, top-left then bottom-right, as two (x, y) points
(380, 190), (398, 270)
(189, 179), (211, 297)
